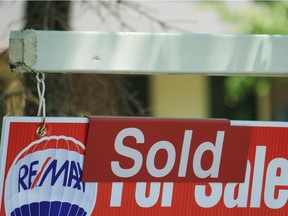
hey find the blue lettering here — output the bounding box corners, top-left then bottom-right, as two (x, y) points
(28, 161), (39, 188)
(18, 164), (29, 192)
(68, 161), (83, 191)
(39, 160), (69, 187)
(77, 162), (85, 192)
(17, 159), (85, 193)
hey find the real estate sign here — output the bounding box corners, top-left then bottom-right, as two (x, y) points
(0, 116), (288, 215)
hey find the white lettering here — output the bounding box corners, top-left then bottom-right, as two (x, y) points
(111, 128), (144, 178)
(193, 131), (225, 178)
(146, 141), (176, 178)
(108, 146), (288, 209)
(264, 158), (288, 209)
(110, 182), (174, 207)
(136, 182), (161, 208)
(195, 183), (223, 208)
(178, 130), (193, 177)
(250, 146), (266, 208)
(161, 182), (174, 207)
(224, 162), (251, 208)
(110, 182), (123, 207)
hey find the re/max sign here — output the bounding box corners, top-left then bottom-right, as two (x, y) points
(83, 118), (251, 182)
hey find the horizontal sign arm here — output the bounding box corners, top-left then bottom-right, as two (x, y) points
(9, 30), (288, 76)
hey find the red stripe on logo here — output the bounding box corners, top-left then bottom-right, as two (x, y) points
(31, 157), (52, 189)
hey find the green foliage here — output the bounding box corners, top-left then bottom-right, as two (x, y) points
(214, 1), (288, 109)
(224, 77), (270, 106)
(221, 1), (288, 34)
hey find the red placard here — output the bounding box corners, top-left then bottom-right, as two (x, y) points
(1, 117), (288, 216)
(83, 117), (251, 182)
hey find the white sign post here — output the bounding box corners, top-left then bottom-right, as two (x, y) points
(9, 30), (288, 76)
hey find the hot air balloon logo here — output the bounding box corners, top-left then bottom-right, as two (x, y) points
(5, 135), (97, 216)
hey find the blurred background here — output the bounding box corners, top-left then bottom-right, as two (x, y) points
(1, 1), (288, 128)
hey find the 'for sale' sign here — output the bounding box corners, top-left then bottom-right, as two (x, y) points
(1, 116), (288, 216)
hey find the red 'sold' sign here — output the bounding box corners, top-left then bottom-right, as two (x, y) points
(83, 117), (251, 182)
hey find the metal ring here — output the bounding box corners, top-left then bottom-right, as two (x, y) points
(36, 125), (46, 137)
(36, 117), (47, 137)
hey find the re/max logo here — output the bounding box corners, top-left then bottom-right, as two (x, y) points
(17, 158), (85, 193)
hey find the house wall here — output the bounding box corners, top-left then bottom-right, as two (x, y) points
(150, 75), (210, 118)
